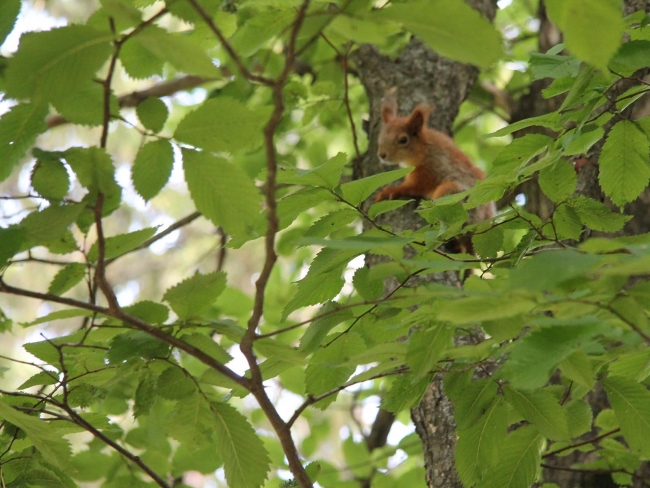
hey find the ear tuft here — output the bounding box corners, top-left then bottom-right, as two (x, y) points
(406, 104), (431, 136)
(381, 95), (397, 123)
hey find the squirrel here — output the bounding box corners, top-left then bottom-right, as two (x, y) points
(374, 95), (496, 224)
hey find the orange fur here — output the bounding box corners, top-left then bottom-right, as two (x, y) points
(375, 97), (495, 223)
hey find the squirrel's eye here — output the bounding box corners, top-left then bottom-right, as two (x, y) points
(398, 135), (409, 145)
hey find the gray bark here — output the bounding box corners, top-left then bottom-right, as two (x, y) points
(352, 2), (497, 486)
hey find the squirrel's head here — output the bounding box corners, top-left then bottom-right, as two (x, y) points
(377, 97), (433, 167)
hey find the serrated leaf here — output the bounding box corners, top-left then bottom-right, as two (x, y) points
(277, 152), (347, 189)
(183, 149), (263, 238)
(303, 208), (358, 239)
(352, 267), (383, 301)
(610, 40), (650, 77)
(305, 332), (365, 396)
(539, 159), (576, 203)
(0, 0), (20, 46)
(453, 379), (498, 430)
(476, 426), (542, 488)
(564, 128), (603, 156)
(406, 325), (452, 380)
(133, 370), (156, 418)
(455, 398), (508, 486)
(569, 196), (631, 232)
(559, 349), (595, 389)
(47, 263), (86, 296)
(166, 393), (213, 447)
(472, 226), (504, 259)
(546, 0), (625, 71)
(120, 37), (164, 79)
(163, 270), (227, 320)
(529, 53), (581, 80)
(376, 0), (502, 68)
(108, 332), (170, 363)
(564, 400), (593, 438)
(31, 158), (70, 200)
(553, 204), (583, 240)
(88, 227), (157, 262)
(437, 294), (536, 324)
(602, 376), (650, 456)
(19, 204), (83, 248)
(63, 147), (122, 212)
(175, 98), (268, 152)
(0, 399), (72, 469)
(211, 401), (271, 488)
(278, 187), (336, 230)
(180, 333), (232, 364)
(283, 248), (360, 318)
(340, 167), (412, 206)
(299, 303), (353, 353)
(136, 97), (168, 133)
(382, 373), (431, 413)
(599, 120), (650, 207)
(23, 309), (94, 328)
(499, 320), (605, 390)
(509, 249), (599, 292)
(156, 366), (197, 400)
(123, 300), (169, 324)
(131, 140), (174, 202)
(131, 26), (220, 78)
(368, 199), (411, 219)
(6, 25), (113, 102)
(504, 387), (570, 441)
(327, 14), (401, 46)
(486, 113), (559, 138)
(608, 348), (650, 381)
(18, 371), (59, 390)
(0, 103), (48, 182)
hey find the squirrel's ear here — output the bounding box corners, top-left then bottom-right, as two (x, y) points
(406, 104), (431, 136)
(381, 97), (397, 123)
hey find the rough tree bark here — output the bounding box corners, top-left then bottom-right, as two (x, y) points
(352, 2), (497, 486)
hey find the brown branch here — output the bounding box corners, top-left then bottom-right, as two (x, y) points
(106, 211), (202, 266)
(93, 194), (120, 312)
(187, 0), (273, 86)
(542, 428), (620, 458)
(100, 18), (120, 149)
(0, 278), (248, 389)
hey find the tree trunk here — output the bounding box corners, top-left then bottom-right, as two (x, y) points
(353, 2), (497, 486)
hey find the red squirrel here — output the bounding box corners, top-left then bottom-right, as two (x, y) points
(374, 96), (496, 223)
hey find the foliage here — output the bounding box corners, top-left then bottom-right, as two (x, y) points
(0, 1), (649, 488)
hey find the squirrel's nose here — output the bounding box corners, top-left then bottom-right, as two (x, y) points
(378, 151), (387, 159)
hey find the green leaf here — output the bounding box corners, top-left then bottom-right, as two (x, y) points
(476, 426), (542, 488)
(352, 267), (383, 301)
(108, 332), (170, 363)
(340, 167), (412, 206)
(19, 204), (84, 248)
(278, 187), (336, 230)
(283, 248), (361, 318)
(559, 349), (595, 389)
(376, 0), (502, 68)
(47, 263), (86, 296)
(180, 333), (232, 364)
(0, 399), (72, 469)
(136, 97), (169, 133)
(569, 196), (631, 232)
(504, 387), (570, 441)
(539, 159), (577, 203)
(406, 325), (452, 380)
(610, 40), (650, 77)
(472, 226), (504, 259)
(133, 370), (157, 418)
(130, 26), (221, 78)
(564, 400), (593, 438)
(31, 158), (70, 200)
(123, 300), (169, 324)
(327, 14), (401, 46)
(553, 204), (583, 240)
(452, 379), (498, 430)
(599, 120), (650, 207)
(564, 127), (604, 156)
(486, 113), (559, 138)
(88, 227), (157, 262)
(0, 0), (20, 46)
(120, 36), (165, 79)
(455, 398), (508, 486)
(175, 98), (268, 152)
(183, 149), (263, 238)
(602, 376), (650, 456)
(305, 332), (365, 397)
(529, 53), (581, 80)
(304, 208), (358, 239)
(436, 294), (536, 324)
(23, 309), (94, 328)
(277, 152), (348, 189)
(490, 134), (553, 176)
(0, 103), (48, 182)
(546, 0), (625, 71)
(18, 371), (59, 390)
(165, 393), (213, 447)
(499, 320), (605, 390)
(608, 348), (650, 381)
(211, 401), (271, 488)
(382, 373), (432, 413)
(299, 303), (353, 353)
(163, 270), (227, 320)
(131, 140), (174, 202)
(5, 25), (113, 102)
(156, 366), (197, 400)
